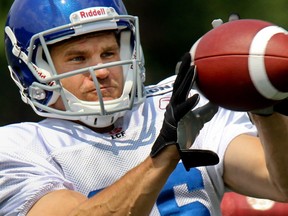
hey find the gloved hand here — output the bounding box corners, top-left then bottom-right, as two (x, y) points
(151, 53), (220, 171)
(212, 13), (240, 28)
(150, 52), (199, 157)
(177, 102), (219, 170)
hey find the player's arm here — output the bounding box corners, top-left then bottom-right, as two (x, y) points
(27, 145), (180, 216)
(223, 112), (288, 202)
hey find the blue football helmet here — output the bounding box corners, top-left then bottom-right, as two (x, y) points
(4, 0), (146, 128)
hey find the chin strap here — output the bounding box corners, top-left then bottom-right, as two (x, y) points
(5, 26), (29, 64)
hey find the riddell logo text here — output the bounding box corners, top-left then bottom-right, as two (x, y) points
(33, 65), (55, 86)
(80, 8), (106, 18)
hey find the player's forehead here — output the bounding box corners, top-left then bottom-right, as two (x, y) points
(50, 30), (119, 49)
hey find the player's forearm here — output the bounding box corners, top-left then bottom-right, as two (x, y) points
(69, 145), (180, 216)
(250, 112), (288, 200)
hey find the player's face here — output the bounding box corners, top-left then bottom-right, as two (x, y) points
(50, 32), (124, 105)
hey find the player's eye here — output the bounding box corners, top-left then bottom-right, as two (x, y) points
(101, 51), (115, 59)
(71, 56), (86, 62)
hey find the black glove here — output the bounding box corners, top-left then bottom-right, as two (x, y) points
(151, 52), (199, 157)
(177, 102), (219, 170)
(151, 53), (219, 171)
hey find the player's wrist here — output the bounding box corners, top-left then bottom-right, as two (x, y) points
(250, 106), (274, 116)
(250, 98), (288, 117)
(150, 145), (180, 169)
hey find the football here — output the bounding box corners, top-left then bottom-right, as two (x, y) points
(190, 19), (288, 111)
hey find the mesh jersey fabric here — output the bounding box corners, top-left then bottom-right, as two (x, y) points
(0, 76), (257, 216)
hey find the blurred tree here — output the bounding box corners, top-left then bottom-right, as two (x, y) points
(1, 0), (288, 125)
(125, 0), (288, 83)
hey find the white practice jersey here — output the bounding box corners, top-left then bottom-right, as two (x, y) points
(0, 76), (257, 216)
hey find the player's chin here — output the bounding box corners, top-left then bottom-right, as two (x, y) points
(101, 91), (122, 101)
(102, 97), (118, 101)
(88, 95), (120, 102)
(84, 90), (122, 102)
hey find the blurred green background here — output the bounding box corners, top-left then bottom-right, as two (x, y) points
(1, 0), (288, 125)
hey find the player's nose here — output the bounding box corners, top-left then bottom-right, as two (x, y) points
(91, 63), (110, 80)
(96, 68), (110, 79)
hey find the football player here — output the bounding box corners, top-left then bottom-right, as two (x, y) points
(2, 0), (288, 215)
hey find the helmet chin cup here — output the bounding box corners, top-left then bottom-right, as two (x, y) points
(80, 111), (126, 128)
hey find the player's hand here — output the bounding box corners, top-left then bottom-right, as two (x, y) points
(150, 52), (199, 157)
(151, 53), (219, 171)
(212, 13), (240, 28)
(176, 101), (219, 171)
(177, 102), (219, 150)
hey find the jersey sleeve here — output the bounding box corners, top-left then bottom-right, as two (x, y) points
(193, 104), (257, 199)
(0, 128), (74, 216)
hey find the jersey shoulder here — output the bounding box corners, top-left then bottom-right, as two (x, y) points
(145, 75), (176, 98)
